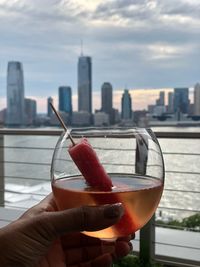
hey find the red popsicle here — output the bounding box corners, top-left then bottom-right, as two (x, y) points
(68, 137), (135, 236)
(50, 102), (134, 237)
(68, 138), (113, 191)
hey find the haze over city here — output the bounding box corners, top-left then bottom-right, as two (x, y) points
(0, 0), (200, 112)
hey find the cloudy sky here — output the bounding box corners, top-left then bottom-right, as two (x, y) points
(0, 0), (199, 112)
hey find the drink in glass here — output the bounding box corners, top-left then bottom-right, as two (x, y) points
(51, 128), (164, 239)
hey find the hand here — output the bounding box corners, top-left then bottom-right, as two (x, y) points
(0, 194), (134, 267)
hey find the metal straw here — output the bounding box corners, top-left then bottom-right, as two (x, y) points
(49, 102), (76, 146)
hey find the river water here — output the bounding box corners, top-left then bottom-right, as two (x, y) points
(3, 126), (200, 221)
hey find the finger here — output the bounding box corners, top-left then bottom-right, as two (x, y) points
(64, 245), (102, 265)
(61, 232), (101, 249)
(112, 240), (132, 260)
(45, 240), (66, 267)
(42, 203), (124, 237)
(116, 233), (135, 242)
(131, 232), (135, 240)
(75, 254), (112, 267)
(20, 193), (57, 219)
(91, 253), (113, 267)
(64, 243), (116, 265)
(36, 193), (58, 211)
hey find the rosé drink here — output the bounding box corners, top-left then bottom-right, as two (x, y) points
(51, 128), (165, 239)
(52, 174), (163, 239)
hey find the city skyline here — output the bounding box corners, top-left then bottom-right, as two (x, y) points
(0, 77), (196, 114)
(0, 0), (199, 112)
(1, 59), (197, 117)
(2, 59), (200, 126)
(1, 59), (197, 115)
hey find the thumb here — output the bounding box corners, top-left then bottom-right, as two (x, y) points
(40, 204), (124, 237)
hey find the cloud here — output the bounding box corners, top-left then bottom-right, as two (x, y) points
(158, 0), (200, 18)
(0, 0), (199, 109)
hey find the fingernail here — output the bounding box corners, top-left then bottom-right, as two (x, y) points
(131, 233), (135, 240)
(104, 203), (124, 219)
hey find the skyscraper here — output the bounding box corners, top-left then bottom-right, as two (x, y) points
(121, 89), (132, 120)
(159, 91), (165, 106)
(168, 92), (174, 113)
(78, 56), (92, 113)
(156, 91), (165, 106)
(174, 88), (189, 114)
(194, 83), (200, 115)
(59, 86), (72, 115)
(101, 82), (114, 124)
(25, 98), (37, 125)
(47, 97), (53, 117)
(6, 61), (25, 125)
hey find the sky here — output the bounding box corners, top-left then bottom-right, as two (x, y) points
(0, 0), (199, 112)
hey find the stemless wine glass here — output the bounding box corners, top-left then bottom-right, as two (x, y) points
(51, 127), (164, 239)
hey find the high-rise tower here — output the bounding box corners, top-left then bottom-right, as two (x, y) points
(158, 91), (165, 106)
(174, 88), (189, 114)
(168, 92), (174, 113)
(59, 86), (72, 115)
(6, 61), (25, 126)
(47, 97), (53, 117)
(194, 83), (200, 115)
(25, 98), (37, 125)
(101, 82), (114, 124)
(121, 89), (132, 120)
(78, 56), (92, 113)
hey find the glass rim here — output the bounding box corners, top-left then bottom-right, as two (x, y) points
(64, 127), (155, 138)
(51, 126), (165, 183)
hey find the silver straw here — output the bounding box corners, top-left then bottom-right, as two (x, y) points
(49, 102), (76, 146)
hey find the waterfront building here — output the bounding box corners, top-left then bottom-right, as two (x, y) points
(153, 105), (166, 116)
(94, 112), (109, 126)
(25, 98), (37, 125)
(101, 82), (114, 124)
(50, 111), (70, 126)
(174, 88), (189, 114)
(168, 92), (174, 113)
(47, 97), (53, 117)
(72, 111), (91, 126)
(148, 105), (155, 114)
(58, 86), (72, 115)
(78, 56), (92, 114)
(6, 61), (25, 126)
(194, 83), (200, 115)
(121, 89), (132, 120)
(113, 108), (120, 123)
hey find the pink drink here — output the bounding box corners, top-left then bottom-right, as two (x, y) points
(52, 175), (163, 239)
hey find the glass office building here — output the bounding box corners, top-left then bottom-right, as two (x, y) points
(6, 61), (25, 126)
(121, 89), (132, 120)
(58, 86), (72, 115)
(78, 56), (92, 114)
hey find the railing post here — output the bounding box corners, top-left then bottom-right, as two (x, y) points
(0, 135), (4, 206)
(140, 214), (155, 264)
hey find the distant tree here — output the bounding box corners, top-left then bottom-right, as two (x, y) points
(113, 254), (163, 267)
(182, 213), (200, 230)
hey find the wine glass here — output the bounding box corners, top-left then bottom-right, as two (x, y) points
(51, 127), (164, 239)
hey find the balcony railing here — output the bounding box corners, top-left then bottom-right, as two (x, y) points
(0, 128), (200, 267)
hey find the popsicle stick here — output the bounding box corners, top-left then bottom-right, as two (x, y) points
(49, 102), (76, 146)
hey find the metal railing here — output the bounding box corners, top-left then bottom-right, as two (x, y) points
(0, 128), (200, 267)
